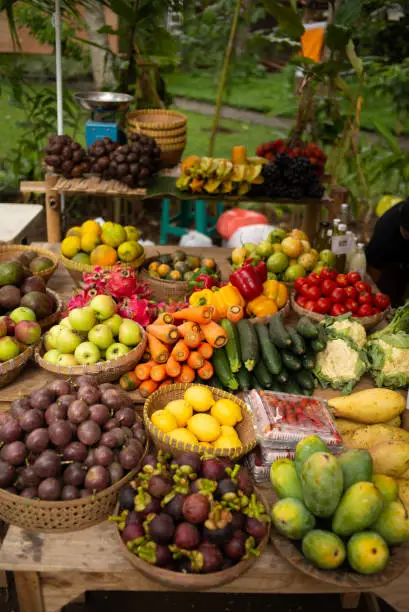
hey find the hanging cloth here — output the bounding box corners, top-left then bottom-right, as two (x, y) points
(300, 21), (327, 62)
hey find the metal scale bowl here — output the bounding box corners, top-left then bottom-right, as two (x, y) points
(74, 91), (134, 148)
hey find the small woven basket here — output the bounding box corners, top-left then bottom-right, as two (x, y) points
(290, 292), (390, 330)
(0, 440), (148, 532)
(60, 251), (145, 287)
(35, 326), (146, 383)
(0, 344), (35, 389)
(0, 244), (58, 283)
(38, 288), (64, 331)
(144, 383), (256, 460)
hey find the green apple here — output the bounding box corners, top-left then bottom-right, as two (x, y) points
(0, 336), (20, 361)
(88, 324), (114, 350)
(43, 349), (60, 364)
(57, 354), (78, 367)
(10, 307), (36, 323)
(60, 317), (73, 330)
(106, 342), (129, 361)
(46, 324), (63, 349)
(89, 295), (117, 321)
(105, 314), (123, 337)
(74, 341), (101, 365)
(118, 320), (142, 346)
(69, 307), (96, 333)
(56, 329), (82, 354)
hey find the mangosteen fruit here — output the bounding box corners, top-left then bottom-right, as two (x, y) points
(216, 478), (238, 500)
(171, 452), (201, 474)
(122, 521), (145, 544)
(147, 474), (172, 499)
(203, 507), (234, 545)
(245, 517), (268, 540)
(201, 457), (225, 482)
(198, 542), (223, 573)
(236, 467), (253, 496)
(164, 493), (187, 521)
(224, 530), (246, 560)
(119, 484), (137, 511)
(173, 522), (200, 550)
(182, 493), (210, 524)
(148, 513), (174, 544)
(231, 511), (245, 531)
(136, 541), (171, 567)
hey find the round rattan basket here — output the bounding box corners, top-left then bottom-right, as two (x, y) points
(35, 325), (147, 383)
(0, 244), (58, 283)
(290, 292), (390, 330)
(0, 440), (148, 532)
(0, 344), (35, 389)
(144, 383), (256, 460)
(38, 288), (64, 330)
(60, 251), (145, 287)
(114, 490), (270, 589)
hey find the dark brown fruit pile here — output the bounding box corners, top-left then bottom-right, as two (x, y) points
(88, 137), (119, 179)
(108, 133), (161, 188)
(113, 452), (270, 573)
(0, 377), (146, 501)
(44, 134), (90, 179)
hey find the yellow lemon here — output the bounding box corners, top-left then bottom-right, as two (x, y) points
(220, 425), (240, 442)
(213, 435), (242, 450)
(198, 441), (213, 449)
(169, 428), (198, 446)
(102, 221), (114, 232)
(184, 385), (215, 413)
(117, 240), (141, 262)
(81, 232), (101, 253)
(61, 235), (81, 258)
(187, 413), (220, 443)
(72, 252), (91, 265)
(164, 399), (193, 427)
(81, 219), (101, 235)
(151, 409), (177, 434)
(102, 223), (127, 248)
(125, 226), (141, 241)
(211, 399), (242, 426)
(67, 226), (82, 238)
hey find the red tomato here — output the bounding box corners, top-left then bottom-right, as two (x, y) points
(304, 300), (318, 312)
(296, 295), (308, 308)
(372, 307), (381, 315)
(355, 281), (370, 293)
(315, 297), (331, 314)
(345, 298), (358, 313)
(321, 279), (337, 297)
(330, 303), (347, 316)
(358, 291), (372, 305)
(336, 273), (349, 287)
(305, 285), (321, 301)
(357, 304), (373, 317)
(320, 267), (337, 280)
(331, 287), (346, 304)
(299, 283), (312, 298)
(373, 293), (391, 311)
(347, 271), (361, 284)
(294, 277), (307, 292)
(307, 273), (321, 286)
(344, 286), (357, 299)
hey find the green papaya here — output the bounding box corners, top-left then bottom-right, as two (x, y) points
(338, 449), (373, 491)
(270, 459), (303, 501)
(372, 474), (398, 503)
(271, 498), (315, 540)
(347, 532), (389, 575)
(332, 482), (383, 537)
(302, 530), (346, 570)
(372, 500), (409, 545)
(295, 435), (329, 478)
(301, 452), (343, 518)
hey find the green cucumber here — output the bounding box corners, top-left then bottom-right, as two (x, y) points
(250, 373), (262, 390)
(237, 366), (251, 390)
(270, 376), (282, 392)
(296, 316), (319, 339)
(282, 351), (302, 371)
(212, 348), (238, 390)
(254, 360), (274, 388)
(269, 313), (292, 349)
(277, 368), (289, 385)
(282, 379), (303, 395)
(237, 319), (259, 372)
(254, 323), (282, 375)
(295, 369), (315, 391)
(311, 325), (327, 352)
(287, 327), (306, 355)
(220, 319), (241, 373)
(302, 351), (316, 371)
(207, 374), (223, 389)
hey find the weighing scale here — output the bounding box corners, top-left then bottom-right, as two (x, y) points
(74, 91), (134, 149)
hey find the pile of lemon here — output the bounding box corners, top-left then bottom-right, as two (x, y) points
(151, 386), (243, 450)
(61, 219), (144, 267)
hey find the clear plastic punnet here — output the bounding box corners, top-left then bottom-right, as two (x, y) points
(245, 447), (295, 484)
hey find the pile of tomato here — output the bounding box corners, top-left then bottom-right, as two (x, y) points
(294, 269), (391, 317)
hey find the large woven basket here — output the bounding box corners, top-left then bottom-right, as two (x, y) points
(38, 288), (64, 330)
(60, 250), (145, 287)
(0, 344), (35, 389)
(0, 440), (148, 532)
(35, 325), (146, 383)
(144, 383), (256, 460)
(0, 244), (58, 283)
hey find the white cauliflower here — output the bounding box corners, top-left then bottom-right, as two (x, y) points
(367, 333), (409, 388)
(325, 318), (367, 348)
(314, 336), (367, 393)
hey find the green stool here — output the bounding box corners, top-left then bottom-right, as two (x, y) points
(160, 199), (224, 245)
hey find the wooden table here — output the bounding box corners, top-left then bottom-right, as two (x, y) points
(0, 244), (406, 612)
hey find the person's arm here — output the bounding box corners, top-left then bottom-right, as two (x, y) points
(367, 265), (381, 284)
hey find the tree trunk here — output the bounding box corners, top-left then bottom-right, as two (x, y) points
(84, 1), (115, 89)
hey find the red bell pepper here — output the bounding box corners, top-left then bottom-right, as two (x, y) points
(229, 264), (263, 301)
(243, 258), (267, 284)
(192, 274), (219, 291)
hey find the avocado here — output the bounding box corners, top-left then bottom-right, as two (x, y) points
(0, 261), (25, 287)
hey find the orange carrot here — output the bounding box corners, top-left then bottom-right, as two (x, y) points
(146, 324), (179, 344)
(119, 372), (141, 390)
(198, 342), (213, 360)
(201, 320), (228, 348)
(172, 306), (213, 326)
(187, 351), (204, 370)
(197, 360), (214, 380)
(139, 379), (159, 397)
(184, 332), (201, 349)
(226, 305), (244, 323)
(159, 379), (173, 388)
(176, 364), (196, 384)
(134, 362), (153, 381)
(142, 350), (151, 362)
(150, 364), (167, 382)
(171, 340), (190, 362)
(177, 321), (200, 336)
(153, 312), (174, 325)
(165, 355), (182, 378)
(147, 333), (169, 364)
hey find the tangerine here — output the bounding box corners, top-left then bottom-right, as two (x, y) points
(81, 220), (101, 235)
(81, 233), (101, 253)
(61, 236), (81, 258)
(90, 245), (118, 266)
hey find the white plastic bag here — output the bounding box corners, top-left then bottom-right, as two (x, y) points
(179, 231), (213, 247)
(226, 224), (277, 248)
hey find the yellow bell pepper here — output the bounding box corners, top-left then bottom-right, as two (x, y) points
(189, 289), (214, 308)
(246, 296), (278, 318)
(189, 285), (244, 320)
(262, 280), (288, 309)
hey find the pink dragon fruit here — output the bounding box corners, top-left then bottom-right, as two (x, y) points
(106, 265), (138, 299)
(66, 284), (108, 312)
(83, 266), (110, 290)
(119, 296), (154, 327)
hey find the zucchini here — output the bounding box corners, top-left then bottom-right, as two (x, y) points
(296, 316), (319, 339)
(269, 313), (292, 349)
(237, 320), (259, 371)
(254, 323), (282, 375)
(250, 373), (262, 390)
(237, 366), (251, 390)
(277, 368), (289, 385)
(282, 351), (302, 371)
(295, 369), (315, 391)
(220, 319), (241, 373)
(269, 376), (282, 392)
(254, 360), (274, 388)
(212, 348), (239, 390)
(207, 374), (223, 389)
(302, 351), (316, 371)
(282, 379), (303, 395)
(311, 325), (327, 352)
(287, 327), (306, 355)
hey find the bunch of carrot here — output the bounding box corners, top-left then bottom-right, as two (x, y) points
(119, 306), (228, 397)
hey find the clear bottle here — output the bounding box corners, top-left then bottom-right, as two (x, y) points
(332, 222), (347, 272)
(332, 218), (341, 234)
(345, 231), (357, 270)
(348, 242), (366, 277)
(315, 221), (331, 251)
(340, 203), (349, 227)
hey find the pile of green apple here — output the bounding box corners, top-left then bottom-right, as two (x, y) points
(0, 307), (42, 362)
(43, 295), (143, 367)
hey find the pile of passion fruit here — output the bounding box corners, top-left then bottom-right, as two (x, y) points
(113, 451), (270, 573)
(145, 251), (218, 283)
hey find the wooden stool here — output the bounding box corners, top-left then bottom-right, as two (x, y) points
(160, 199), (224, 244)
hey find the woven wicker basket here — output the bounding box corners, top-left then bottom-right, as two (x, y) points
(248, 298), (291, 325)
(35, 325), (147, 383)
(60, 251), (145, 287)
(290, 292), (390, 330)
(0, 440), (148, 532)
(0, 244), (58, 283)
(144, 383), (256, 460)
(0, 344), (35, 389)
(38, 288), (64, 330)
(136, 126), (186, 139)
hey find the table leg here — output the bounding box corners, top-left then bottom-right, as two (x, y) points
(15, 571), (44, 612)
(303, 200), (321, 242)
(45, 190), (61, 243)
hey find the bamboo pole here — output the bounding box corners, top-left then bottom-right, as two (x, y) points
(208, 0), (242, 157)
